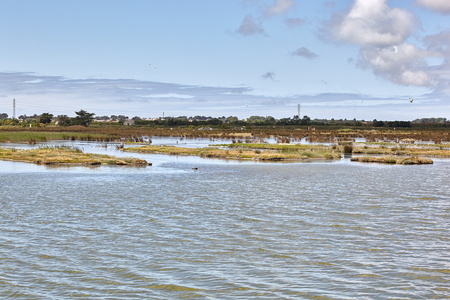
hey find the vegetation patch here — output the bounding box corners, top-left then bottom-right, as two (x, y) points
(0, 146), (151, 166)
(350, 156), (433, 165)
(124, 144), (342, 161)
(0, 130), (113, 143)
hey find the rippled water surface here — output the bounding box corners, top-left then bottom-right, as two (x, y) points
(1, 142), (449, 299)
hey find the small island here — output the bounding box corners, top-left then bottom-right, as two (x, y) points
(0, 146), (151, 166)
(123, 142), (445, 164)
(350, 156), (433, 165)
(124, 143), (344, 162)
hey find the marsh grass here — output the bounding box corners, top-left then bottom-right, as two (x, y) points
(1, 126), (448, 146)
(352, 145), (450, 157)
(0, 130), (112, 143)
(351, 156), (433, 165)
(0, 146), (150, 166)
(124, 144), (342, 161)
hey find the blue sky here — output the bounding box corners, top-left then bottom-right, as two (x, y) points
(0, 0), (449, 120)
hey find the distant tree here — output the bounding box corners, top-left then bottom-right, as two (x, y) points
(39, 112), (53, 124)
(0, 113), (8, 119)
(373, 119), (385, 127)
(73, 110), (95, 126)
(265, 116), (276, 124)
(56, 115), (72, 126)
(22, 119), (40, 127)
(247, 116), (266, 124)
(227, 116), (239, 123)
(300, 115), (311, 125)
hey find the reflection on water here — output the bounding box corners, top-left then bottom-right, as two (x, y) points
(0, 141), (449, 299)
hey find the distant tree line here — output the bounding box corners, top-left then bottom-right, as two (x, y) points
(0, 110), (95, 127)
(0, 110), (447, 128)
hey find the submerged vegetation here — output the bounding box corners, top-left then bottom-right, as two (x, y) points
(0, 146), (150, 166)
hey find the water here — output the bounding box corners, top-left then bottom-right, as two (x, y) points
(0, 141), (449, 299)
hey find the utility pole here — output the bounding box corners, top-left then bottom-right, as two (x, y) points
(13, 98), (16, 119)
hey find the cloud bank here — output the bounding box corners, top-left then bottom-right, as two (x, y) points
(0, 72), (446, 120)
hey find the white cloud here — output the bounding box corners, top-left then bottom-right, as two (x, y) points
(424, 30), (450, 95)
(425, 30), (450, 55)
(264, 0), (295, 17)
(415, 0), (450, 14)
(323, 0), (450, 89)
(238, 15), (265, 36)
(359, 44), (435, 86)
(329, 0), (416, 46)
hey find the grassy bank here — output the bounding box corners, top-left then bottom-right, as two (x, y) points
(0, 146), (150, 166)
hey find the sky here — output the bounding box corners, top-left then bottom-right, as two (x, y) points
(0, 0), (449, 120)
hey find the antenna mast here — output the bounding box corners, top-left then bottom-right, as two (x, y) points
(297, 104), (301, 118)
(13, 98), (16, 119)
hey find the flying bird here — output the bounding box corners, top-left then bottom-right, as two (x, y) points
(409, 98), (413, 103)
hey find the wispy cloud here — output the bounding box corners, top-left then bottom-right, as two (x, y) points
(284, 17), (306, 28)
(0, 72), (446, 120)
(237, 15), (265, 36)
(291, 47), (318, 59)
(264, 0), (295, 17)
(261, 71), (276, 80)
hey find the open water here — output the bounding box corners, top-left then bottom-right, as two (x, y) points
(0, 141), (449, 299)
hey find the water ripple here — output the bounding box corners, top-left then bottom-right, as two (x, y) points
(0, 159), (449, 299)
